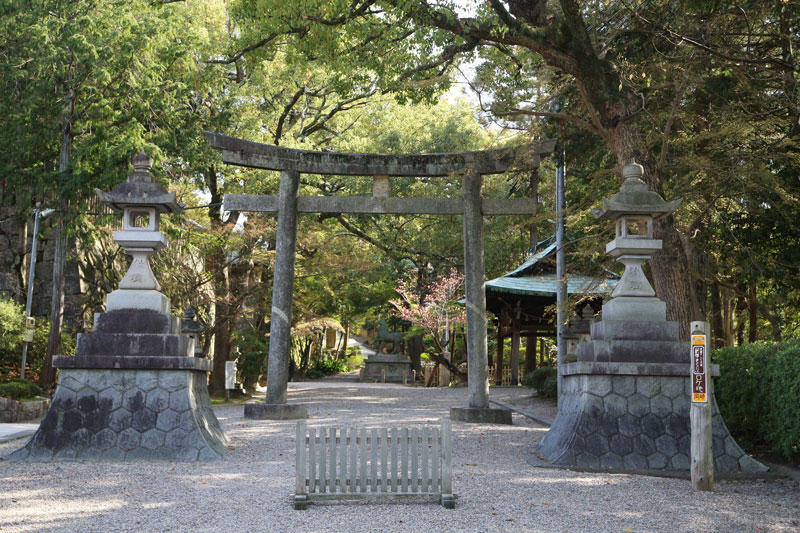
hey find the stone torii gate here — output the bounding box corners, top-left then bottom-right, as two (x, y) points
(206, 132), (555, 423)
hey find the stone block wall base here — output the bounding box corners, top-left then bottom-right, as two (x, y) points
(0, 397), (50, 423)
(450, 407), (513, 425)
(244, 402), (307, 420)
(536, 374), (767, 475)
(5, 368), (228, 462)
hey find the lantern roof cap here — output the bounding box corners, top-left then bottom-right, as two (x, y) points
(181, 306), (206, 333)
(593, 160), (681, 220)
(96, 152), (181, 214)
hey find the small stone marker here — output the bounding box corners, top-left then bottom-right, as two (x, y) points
(690, 321), (714, 491)
(225, 360), (237, 401)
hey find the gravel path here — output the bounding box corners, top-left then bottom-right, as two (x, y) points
(1, 382), (797, 532)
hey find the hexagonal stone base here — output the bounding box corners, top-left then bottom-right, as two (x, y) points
(5, 368), (228, 462)
(536, 370), (767, 476)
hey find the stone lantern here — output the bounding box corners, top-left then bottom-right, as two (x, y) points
(96, 151), (180, 314)
(592, 161), (681, 323)
(8, 152), (228, 462)
(535, 160), (766, 476)
(181, 306), (206, 357)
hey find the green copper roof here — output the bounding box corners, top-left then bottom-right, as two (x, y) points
(486, 273), (616, 297)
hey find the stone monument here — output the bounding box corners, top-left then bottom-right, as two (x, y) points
(7, 153), (228, 461)
(535, 162), (766, 474)
(360, 353), (411, 382)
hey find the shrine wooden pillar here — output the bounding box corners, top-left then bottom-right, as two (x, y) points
(510, 301), (521, 385)
(525, 335), (537, 375)
(510, 321), (520, 386)
(495, 326), (503, 385)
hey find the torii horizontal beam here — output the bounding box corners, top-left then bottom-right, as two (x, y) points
(223, 194), (543, 215)
(205, 132), (556, 176)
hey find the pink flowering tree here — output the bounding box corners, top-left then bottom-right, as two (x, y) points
(390, 269), (466, 378)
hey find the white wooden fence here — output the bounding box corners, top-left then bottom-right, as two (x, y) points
(294, 420), (455, 509)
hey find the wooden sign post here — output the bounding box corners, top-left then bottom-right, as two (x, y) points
(690, 320), (714, 491)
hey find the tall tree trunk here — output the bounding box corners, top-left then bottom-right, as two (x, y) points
(709, 282), (726, 348)
(41, 81), (74, 391)
(747, 280), (758, 343)
(735, 294), (746, 345)
(206, 164), (232, 395)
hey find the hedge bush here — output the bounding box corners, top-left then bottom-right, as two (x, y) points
(713, 339), (800, 461)
(0, 378), (43, 400)
(524, 367), (557, 398)
(305, 358), (349, 379)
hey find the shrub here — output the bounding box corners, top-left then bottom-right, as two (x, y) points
(540, 375), (558, 399)
(235, 329), (269, 390)
(343, 347), (365, 371)
(713, 339), (800, 461)
(524, 367), (557, 393)
(305, 358), (348, 379)
(0, 378), (43, 400)
(0, 295), (75, 379)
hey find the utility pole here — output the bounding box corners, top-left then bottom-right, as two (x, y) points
(20, 203), (54, 379)
(555, 147), (566, 406)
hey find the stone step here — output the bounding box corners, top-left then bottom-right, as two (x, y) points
(93, 309), (179, 334)
(77, 332), (192, 357)
(590, 320), (680, 342)
(577, 339), (687, 364)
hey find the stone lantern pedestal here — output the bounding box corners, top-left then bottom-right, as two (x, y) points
(535, 163), (765, 475)
(7, 153), (227, 462)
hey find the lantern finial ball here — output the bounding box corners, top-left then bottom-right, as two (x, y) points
(132, 151), (153, 172)
(622, 160), (644, 181)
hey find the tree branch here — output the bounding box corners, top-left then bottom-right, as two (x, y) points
(206, 34), (279, 64)
(491, 106), (606, 138)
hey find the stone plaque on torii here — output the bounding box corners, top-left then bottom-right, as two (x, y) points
(206, 132), (556, 423)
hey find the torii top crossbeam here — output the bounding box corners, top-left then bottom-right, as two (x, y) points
(206, 132), (556, 177)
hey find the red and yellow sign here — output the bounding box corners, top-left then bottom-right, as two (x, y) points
(691, 334), (708, 403)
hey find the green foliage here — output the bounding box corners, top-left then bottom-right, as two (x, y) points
(0, 297), (24, 360)
(342, 347), (364, 371)
(235, 328), (269, 389)
(0, 296), (74, 378)
(305, 358), (348, 380)
(539, 375), (558, 400)
(524, 367), (557, 399)
(0, 378), (43, 400)
(713, 340), (800, 460)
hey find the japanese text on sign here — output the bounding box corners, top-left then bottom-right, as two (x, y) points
(691, 334), (708, 403)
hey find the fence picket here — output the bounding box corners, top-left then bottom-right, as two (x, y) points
(359, 428), (367, 493)
(391, 427), (399, 493)
(319, 428), (327, 493)
(349, 428), (356, 493)
(380, 428), (388, 492)
(411, 427), (419, 493)
(421, 426), (429, 493)
(401, 427), (408, 492)
(432, 426), (441, 493)
(309, 428), (317, 493)
(441, 419), (452, 496)
(296, 421), (306, 495)
(370, 428), (378, 492)
(328, 427), (337, 493)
